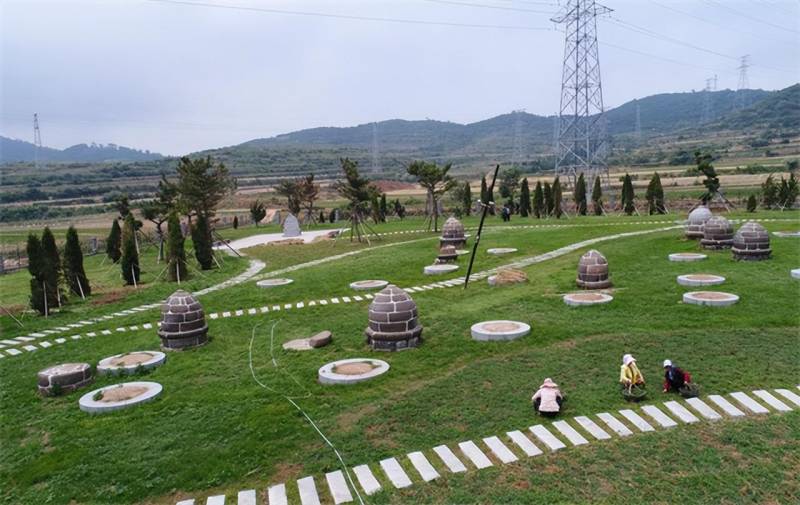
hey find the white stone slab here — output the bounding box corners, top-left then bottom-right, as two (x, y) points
(39, 341), (52, 348)
(552, 420), (589, 445)
(458, 440), (493, 469)
(325, 470), (353, 504)
(342, 297), (351, 303)
(260, 306), (270, 313)
(685, 398), (722, 420)
(507, 430), (543, 456)
(87, 332), (97, 337)
(730, 392), (769, 414)
(331, 298), (340, 304)
(176, 500), (195, 505)
(296, 302), (304, 309)
(618, 409), (656, 432)
(641, 405), (678, 428)
(23, 345), (37, 351)
(5, 348), (22, 356)
(596, 413), (633, 437)
(483, 436), (518, 463)
(662, 401), (700, 423)
(774, 389), (800, 408)
(752, 390), (792, 412)
(55, 338), (66, 344)
(237, 489), (256, 505)
(407, 451), (439, 482)
(297, 476), (321, 505)
(267, 483), (288, 505)
(708, 395), (745, 417)
(433, 445), (467, 473)
(206, 495), (225, 505)
(380, 457), (412, 488)
(247, 308), (256, 315)
(222, 311), (231, 318)
(15, 336), (34, 342)
(574, 416), (611, 440)
(529, 424), (566, 451)
(234, 310), (244, 316)
(352, 464), (381, 495)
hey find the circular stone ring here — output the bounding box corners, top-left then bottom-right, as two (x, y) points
(79, 381), (163, 414)
(349, 280), (389, 291)
(471, 320), (530, 341)
(318, 358), (390, 385)
(676, 274), (725, 287)
(668, 253), (707, 262)
(683, 291), (739, 307)
(257, 278), (293, 288)
(424, 264), (459, 275)
(97, 351), (166, 376)
(563, 292), (614, 306)
(487, 248), (518, 255)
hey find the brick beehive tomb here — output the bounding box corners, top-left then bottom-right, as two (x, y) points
(364, 285), (423, 351)
(37, 363), (93, 396)
(685, 205), (712, 239)
(700, 216), (734, 250)
(158, 290), (208, 350)
(732, 221), (772, 261)
(576, 249), (612, 289)
(440, 217), (467, 248)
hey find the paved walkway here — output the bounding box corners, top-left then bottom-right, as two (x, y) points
(175, 385), (800, 504)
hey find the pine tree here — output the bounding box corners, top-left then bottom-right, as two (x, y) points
(41, 227), (63, 308)
(249, 200), (266, 227)
(622, 173), (636, 215)
(778, 173), (799, 209)
(645, 172), (665, 214)
(166, 212), (187, 282)
(233, 216), (239, 229)
(462, 181), (472, 216)
(761, 175), (779, 209)
(574, 173), (587, 216)
(532, 181), (544, 219)
(519, 178), (531, 217)
(26, 234), (47, 314)
(63, 226), (90, 298)
(552, 177), (563, 218)
(746, 194), (757, 212)
(379, 193), (388, 221)
(192, 213), (214, 270)
(120, 214), (140, 285)
(591, 176), (604, 216)
(106, 219), (122, 263)
(543, 182), (554, 217)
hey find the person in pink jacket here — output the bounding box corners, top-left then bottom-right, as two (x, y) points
(531, 378), (564, 417)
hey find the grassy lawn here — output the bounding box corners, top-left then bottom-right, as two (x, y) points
(0, 211), (798, 504)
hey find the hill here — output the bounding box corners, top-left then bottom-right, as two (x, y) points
(0, 137), (163, 163)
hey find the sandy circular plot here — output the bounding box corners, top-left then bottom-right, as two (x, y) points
(79, 381), (162, 414)
(668, 253), (708, 262)
(471, 320), (530, 341)
(487, 248), (518, 255)
(563, 292), (614, 306)
(791, 268), (800, 279)
(683, 291), (739, 307)
(773, 231), (800, 238)
(318, 359), (390, 385)
(256, 278), (294, 288)
(676, 274), (726, 287)
(97, 351), (166, 376)
(349, 280), (389, 291)
(424, 264), (459, 275)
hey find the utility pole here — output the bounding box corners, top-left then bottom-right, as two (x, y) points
(370, 122), (380, 176)
(736, 55), (750, 109)
(512, 109), (525, 168)
(552, 0), (613, 192)
(33, 113), (42, 169)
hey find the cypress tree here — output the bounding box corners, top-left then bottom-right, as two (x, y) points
(480, 175), (488, 205)
(591, 176), (603, 216)
(63, 226), (91, 298)
(106, 219), (122, 263)
(41, 227), (63, 307)
(552, 177), (563, 218)
(167, 212), (187, 282)
(543, 182), (554, 217)
(26, 234), (47, 315)
(532, 181), (544, 218)
(645, 172), (665, 214)
(746, 194), (757, 212)
(233, 215), (239, 229)
(574, 173), (587, 216)
(192, 213), (214, 270)
(487, 178), (496, 215)
(380, 193), (388, 221)
(121, 214), (140, 285)
(519, 178), (531, 217)
(622, 173), (636, 215)
(462, 181), (472, 216)
(761, 175), (779, 209)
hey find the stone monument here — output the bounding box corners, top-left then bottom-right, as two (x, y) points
(158, 290), (209, 350)
(365, 285), (423, 351)
(283, 214), (301, 237)
(732, 221), (772, 261)
(700, 216), (734, 249)
(440, 217), (467, 248)
(576, 249), (612, 289)
(685, 205), (712, 239)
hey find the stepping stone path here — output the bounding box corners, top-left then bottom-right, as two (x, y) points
(487, 247), (518, 255)
(730, 391), (769, 414)
(256, 278), (293, 288)
(552, 420), (589, 446)
(563, 292), (613, 306)
(423, 264), (459, 275)
(349, 280), (389, 291)
(380, 458), (412, 488)
(619, 409), (655, 432)
(574, 416), (611, 440)
(507, 430), (543, 456)
(458, 441), (493, 469)
(483, 436), (518, 463)
(352, 465), (381, 495)
(683, 291), (739, 307)
(676, 274), (725, 287)
(530, 424), (566, 451)
(596, 412), (633, 437)
(325, 470), (353, 504)
(408, 451), (440, 481)
(663, 401), (700, 423)
(685, 398), (722, 420)
(752, 390), (792, 412)
(707, 395), (745, 417)
(470, 320), (530, 341)
(297, 476), (320, 505)
(775, 389), (800, 408)
(641, 405), (678, 428)
(668, 253), (707, 262)
(433, 445), (467, 473)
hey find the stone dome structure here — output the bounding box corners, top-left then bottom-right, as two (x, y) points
(576, 249), (612, 289)
(732, 221), (772, 261)
(37, 362), (93, 396)
(700, 216), (734, 249)
(440, 217), (467, 248)
(685, 205), (713, 239)
(158, 290), (208, 350)
(437, 244), (458, 263)
(364, 285), (423, 351)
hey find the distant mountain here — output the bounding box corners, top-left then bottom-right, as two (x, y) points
(0, 137), (163, 163)
(711, 83), (799, 131)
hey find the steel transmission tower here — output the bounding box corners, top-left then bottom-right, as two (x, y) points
(33, 113), (43, 169)
(701, 75), (717, 123)
(511, 109), (525, 168)
(634, 101), (642, 141)
(370, 122), (380, 175)
(552, 0), (612, 189)
(736, 55), (750, 109)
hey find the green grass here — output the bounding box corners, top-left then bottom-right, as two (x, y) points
(0, 212), (798, 504)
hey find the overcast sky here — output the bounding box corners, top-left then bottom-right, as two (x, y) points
(1, 0), (798, 155)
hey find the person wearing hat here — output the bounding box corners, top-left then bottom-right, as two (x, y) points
(531, 378), (563, 417)
(662, 359), (692, 393)
(619, 354), (645, 387)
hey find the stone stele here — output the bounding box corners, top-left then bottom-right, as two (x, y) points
(365, 285), (423, 351)
(282, 213), (302, 237)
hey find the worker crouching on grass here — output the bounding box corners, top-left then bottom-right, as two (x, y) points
(620, 354), (644, 387)
(662, 359), (693, 393)
(531, 378), (563, 417)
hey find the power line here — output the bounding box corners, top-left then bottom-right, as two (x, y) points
(703, 0), (800, 35)
(420, 0), (556, 15)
